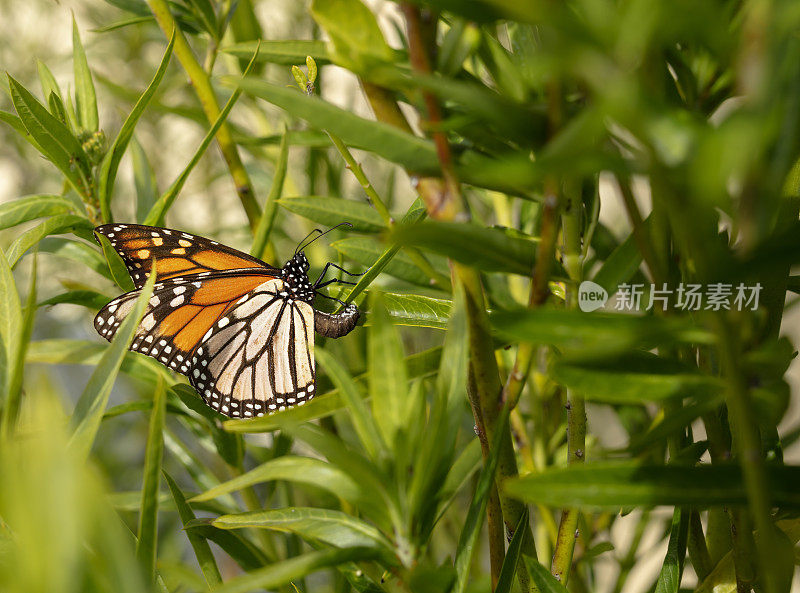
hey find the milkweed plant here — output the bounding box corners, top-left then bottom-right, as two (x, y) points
(1, 1), (800, 592)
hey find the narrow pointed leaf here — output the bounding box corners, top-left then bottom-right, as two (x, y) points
(654, 508), (689, 593)
(221, 40), (331, 64)
(279, 196), (386, 233)
(69, 272), (156, 461)
(200, 507), (391, 551)
(190, 456), (365, 507)
(522, 555), (570, 593)
(0, 194), (77, 230)
(250, 126), (289, 259)
(137, 377), (166, 578)
(8, 75), (93, 197)
(495, 508), (529, 593)
(98, 32), (174, 222)
(377, 293), (452, 329)
(232, 77), (439, 173)
(316, 349), (384, 459)
(505, 462), (800, 510)
(1, 255), (37, 435)
(392, 221), (542, 276)
(0, 248), (22, 409)
(368, 292), (409, 448)
(163, 471), (223, 589)
(73, 17), (99, 131)
(6, 214), (94, 268)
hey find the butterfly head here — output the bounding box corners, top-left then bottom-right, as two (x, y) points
(282, 252), (314, 302)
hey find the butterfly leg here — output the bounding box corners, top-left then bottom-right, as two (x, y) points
(313, 262), (364, 288)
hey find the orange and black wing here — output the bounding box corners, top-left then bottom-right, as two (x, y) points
(94, 271), (281, 376)
(94, 223), (278, 289)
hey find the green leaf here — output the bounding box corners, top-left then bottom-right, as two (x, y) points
(491, 309), (715, 360)
(522, 555), (569, 593)
(38, 237), (114, 281)
(250, 126), (289, 259)
(221, 40), (331, 65)
(592, 219), (649, 294)
(163, 472), (223, 589)
(0, 194), (76, 231)
(505, 462), (800, 510)
(201, 507), (391, 551)
(368, 292), (409, 449)
(97, 232), (136, 291)
(377, 292), (452, 329)
(222, 345), (442, 432)
(279, 196), (386, 233)
(6, 214), (94, 268)
(332, 237), (430, 286)
(136, 377), (166, 578)
(68, 271), (156, 461)
(316, 349), (384, 460)
(190, 456), (365, 506)
(1, 254), (37, 435)
(131, 137), (158, 223)
(0, 110), (46, 153)
(232, 77), (440, 173)
(0, 249), (22, 415)
(453, 406), (510, 593)
(73, 17), (99, 132)
(391, 221), (543, 276)
(552, 352), (724, 403)
(212, 547), (381, 593)
(495, 508), (529, 593)
(310, 0), (395, 73)
(38, 289), (110, 311)
(654, 508), (689, 593)
(98, 32), (174, 222)
(37, 60), (64, 106)
(7, 75), (93, 198)
(186, 0), (217, 37)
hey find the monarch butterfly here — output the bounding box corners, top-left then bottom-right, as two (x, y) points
(93, 223), (360, 418)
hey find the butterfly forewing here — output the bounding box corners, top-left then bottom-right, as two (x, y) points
(187, 280), (316, 418)
(94, 223), (277, 288)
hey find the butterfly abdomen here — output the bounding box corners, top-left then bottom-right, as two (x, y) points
(314, 304), (360, 338)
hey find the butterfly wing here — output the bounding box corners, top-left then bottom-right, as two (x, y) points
(94, 272), (278, 375)
(187, 280), (316, 418)
(95, 223), (277, 288)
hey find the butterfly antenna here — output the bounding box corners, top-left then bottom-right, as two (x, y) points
(295, 222), (353, 254)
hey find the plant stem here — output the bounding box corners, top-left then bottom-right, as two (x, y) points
(401, 5), (536, 590)
(502, 193), (560, 410)
(551, 183), (586, 585)
(145, 0), (261, 230)
(715, 317), (779, 593)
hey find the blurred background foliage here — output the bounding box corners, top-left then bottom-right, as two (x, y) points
(2, 0), (800, 592)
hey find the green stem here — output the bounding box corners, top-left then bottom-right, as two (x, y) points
(715, 318), (779, 593)
(401, 5), (536, 590)
(551, 183), (586, 585)
(145, 0), (261, 230)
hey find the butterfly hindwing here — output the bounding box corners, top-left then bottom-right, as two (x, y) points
(94, 223), (277, 289)
(94, 272), (279, 376)
(187, 279), (316, 418)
